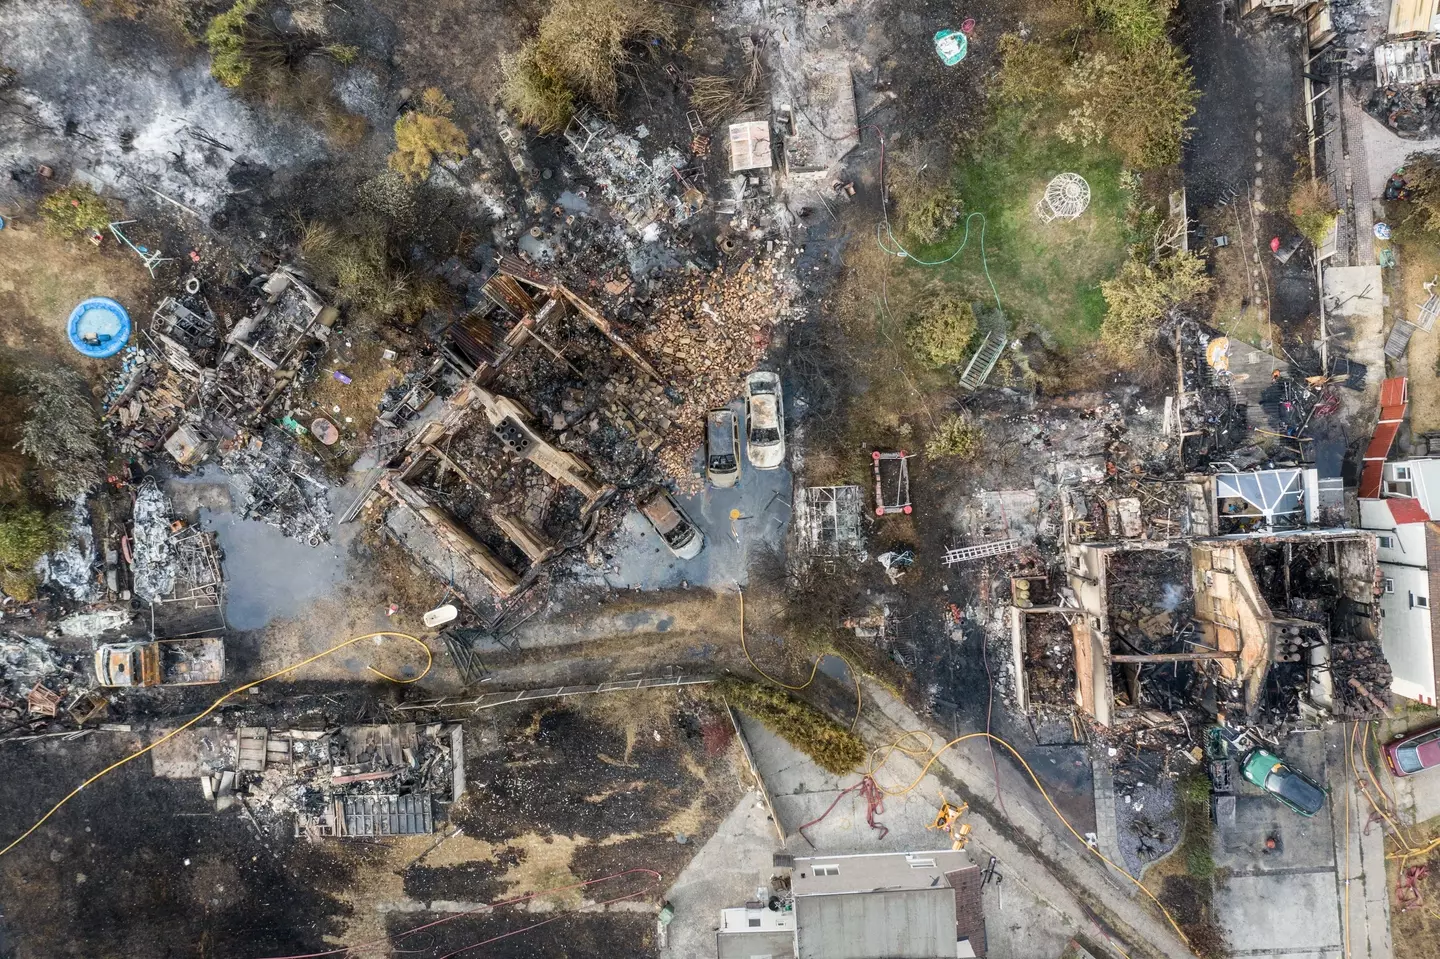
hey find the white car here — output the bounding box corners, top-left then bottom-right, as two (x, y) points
(638, 490), (705, 560)
(744, 372), (786, 470)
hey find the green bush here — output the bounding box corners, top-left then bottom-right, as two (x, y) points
(906, 297), (978, 368)
(204, 0), (264, 88)
(389, 88), (468, 181)
(715, 678), (866, 775)
(17, 366), (105, 500)
(925, 414), (984, 460)
(501, 41), (577, 135)
(902, 189), (964, 246)
(1099, 251), (1209, 363)
(1084, 0), (1174, 53)
(0, 507), (61, 572)
(502, 0), (672, 130)
(37, 185), (112, 237)
(534, 0), (674, 109)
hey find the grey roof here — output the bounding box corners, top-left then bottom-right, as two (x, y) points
(717, 930), (795, 959)
(796, 887), (955, 959)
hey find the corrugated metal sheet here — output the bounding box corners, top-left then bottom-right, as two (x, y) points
(796, 889), (954, 959)
(340, 793), (433, 836)
(1391, 0), (1440, 36)
(447, 313), (507, 366)
(482, 273), (537, 319)
(1360, 377), (1408, 498)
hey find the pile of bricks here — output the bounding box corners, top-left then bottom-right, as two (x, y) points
(637, 258), (791, 482)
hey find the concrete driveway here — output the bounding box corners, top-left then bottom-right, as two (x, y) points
(591, 396), (793, 591)
(1213, 727), (1393, 959)
(1213, 731), (1342, 958)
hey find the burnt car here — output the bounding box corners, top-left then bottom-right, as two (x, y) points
(638, 490), (705, 560)
(706, 408), (741, 488)
(1384, 723), (1440, 778)
(744, 371), (785, 470)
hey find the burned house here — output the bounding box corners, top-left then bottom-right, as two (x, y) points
(355, 259), (680, 606)
(179, 722), (464, 839)
(1050, 470), (1387, 729)
(109, 269), (337, 473)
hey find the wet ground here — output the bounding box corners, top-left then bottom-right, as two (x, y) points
(586, 396), (794, 592)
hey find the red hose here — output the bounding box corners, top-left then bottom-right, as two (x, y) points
(797, 775), (888, 848)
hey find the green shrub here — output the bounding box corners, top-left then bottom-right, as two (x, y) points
(389, 87), (468, 181)
(37, 185), (112, 236)
(715, 678), (865, 775)
(1084, 0), (1174, 53)
(902, 189), (964, 246)
(1099, 251), (1209, 363)
(0, 507), (61, 572)
(906, 297), (978, 368)
(204, 0), (264, 88)
(925, 414), (985, 460)
(501, 41), (576, 134)
(534, 0), (674, 109)
(1290, 179), (1339, 246)
(17, 366), (105, 500)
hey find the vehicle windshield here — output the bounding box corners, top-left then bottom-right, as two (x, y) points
(1396, 745), (1425, 774)
(751, 426), (781, 444)
(709, 452), (737, 471)
(1267, 768), (1325, 812)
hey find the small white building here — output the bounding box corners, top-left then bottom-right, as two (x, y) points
(1359, 459), (1440, 705)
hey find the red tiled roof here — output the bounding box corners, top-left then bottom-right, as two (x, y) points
(1360, 377), (1409, 498)
(1389, 497), (1431, 525)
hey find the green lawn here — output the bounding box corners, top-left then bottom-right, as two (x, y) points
(901, 110), (1130, 349)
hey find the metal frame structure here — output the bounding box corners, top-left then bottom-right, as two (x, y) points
(872, 451), (913, 516)
(1036, 173), (1091, 223)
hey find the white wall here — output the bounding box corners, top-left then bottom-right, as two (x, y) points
(1379, 563), (1438, 703)
(1386, 459), (1440, 515)
(1359, 498), (1437, 702)
(1359, 499), (1429, 564)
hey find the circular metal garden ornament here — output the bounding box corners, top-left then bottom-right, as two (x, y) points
(1037, 172), (1091, 223)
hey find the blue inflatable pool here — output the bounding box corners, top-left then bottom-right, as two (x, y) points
(67, 297), (131, 359)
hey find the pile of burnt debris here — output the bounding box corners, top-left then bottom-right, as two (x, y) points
(190, 721), (464, 839)
(102, 268), (343, 544)
(0, 633), (107, 735)
(1367, 82), (1440, 137)
(354, 250), (797, 607)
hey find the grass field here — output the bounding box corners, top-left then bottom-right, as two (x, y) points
(900, 109), (1129, 349)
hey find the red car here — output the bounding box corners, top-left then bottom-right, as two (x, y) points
(1384, 724), (1440, 777)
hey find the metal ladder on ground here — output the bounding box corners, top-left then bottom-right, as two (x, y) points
(942, 539), (1019, 566)
(958, 330), (1006, 392)
(1385, 319), (1417, 359)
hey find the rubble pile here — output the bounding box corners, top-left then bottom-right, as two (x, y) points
(130, 480), (177, 604)
(637, 257), (795, 481)
(186, 722), (467, 838)
(220, 429), (333, 544)
(1022, 613), (1075, 707)
(0, 635), (88, 725)
(40, 500), (102, 603)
